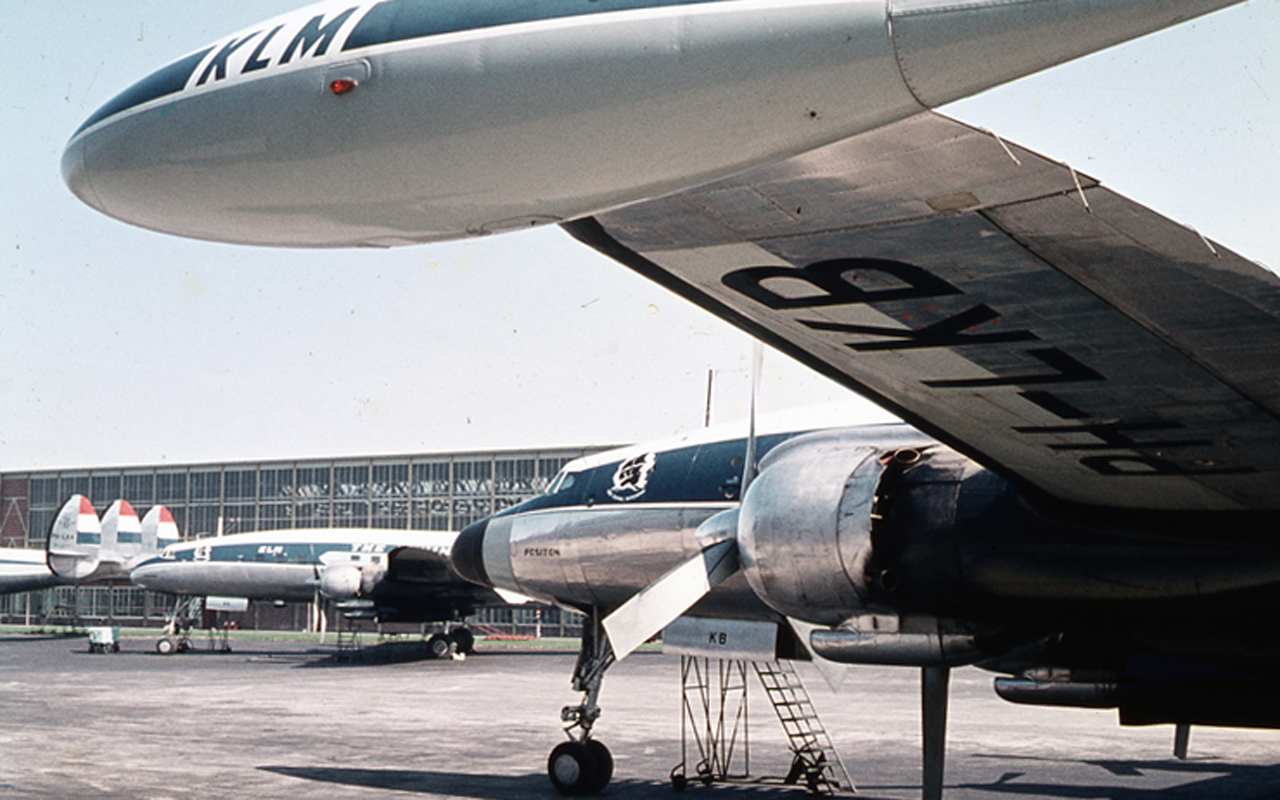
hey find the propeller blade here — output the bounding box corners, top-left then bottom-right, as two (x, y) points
(495, 588), (536, 605)
(602, 538), (740, 661)
(786, 617), (849, 693)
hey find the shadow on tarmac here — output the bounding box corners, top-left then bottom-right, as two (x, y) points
(260, 767), (555, 797)
(950, 754), (1280, 798)
(290, 646), (576, 668)
(265, 760), (1280, 799)
(260, 767), (839, 798)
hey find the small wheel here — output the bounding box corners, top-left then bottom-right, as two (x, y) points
(177, 639), (191, 653)
(448, 628), (475, 654)
(156, 638), (175, 656)
(586, 740), (613, 793)
(671, 773), (688, 792)
(548, 741), (598, 796)
(427, 634), (453, 659)
(111, 643), (120, 653)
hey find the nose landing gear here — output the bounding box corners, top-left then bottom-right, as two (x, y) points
(549, 612), (616, 795)
(548, 739), (613, 796)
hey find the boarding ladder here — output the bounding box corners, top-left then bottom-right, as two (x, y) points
(333, 602), (369, 660)
(752, 661), (854, 795)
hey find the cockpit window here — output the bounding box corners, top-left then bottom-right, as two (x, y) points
(545, 469), (577, 495)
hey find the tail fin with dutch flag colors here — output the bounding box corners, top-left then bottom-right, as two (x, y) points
(101, 499), (143, 564)
(140, 505), (179, 554)
(46, 495), (101, 580)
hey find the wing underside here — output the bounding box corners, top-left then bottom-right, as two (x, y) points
(566, 112), (1280, 511)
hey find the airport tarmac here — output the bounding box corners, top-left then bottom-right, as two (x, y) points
(2, 632), (1278, 799)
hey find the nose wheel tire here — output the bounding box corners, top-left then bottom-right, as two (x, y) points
(585, 740), (613, 793)
(548, 739), (612, 795)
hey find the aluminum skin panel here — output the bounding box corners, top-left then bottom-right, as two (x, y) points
(663, 616), (779, 660)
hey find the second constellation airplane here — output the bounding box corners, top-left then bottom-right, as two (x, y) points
(130, 526), (517, 654)
(61, 0), (1276, 797)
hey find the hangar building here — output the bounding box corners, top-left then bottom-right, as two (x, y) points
(0, 444), (614, 632)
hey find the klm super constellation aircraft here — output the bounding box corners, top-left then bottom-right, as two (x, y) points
(131, 526), (514, 655)
(62, 0), (1277, 797)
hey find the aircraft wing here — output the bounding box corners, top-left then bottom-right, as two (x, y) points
(565, 112), (1280, 512)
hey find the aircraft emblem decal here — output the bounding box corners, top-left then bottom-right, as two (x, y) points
(608, 452), (656, 502)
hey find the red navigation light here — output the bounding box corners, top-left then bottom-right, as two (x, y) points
(329, 78), (357, 96)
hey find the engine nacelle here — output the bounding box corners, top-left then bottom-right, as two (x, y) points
(738, 428), (931, 625)
(319, 563), (363, 602)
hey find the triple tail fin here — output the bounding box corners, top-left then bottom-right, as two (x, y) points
(46, 495), (101, 580)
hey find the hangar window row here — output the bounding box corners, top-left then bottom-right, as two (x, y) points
(12, 447), (612, 546)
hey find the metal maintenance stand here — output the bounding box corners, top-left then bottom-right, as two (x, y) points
(672, 657), (853, 795)
(672, 656), (752, 790)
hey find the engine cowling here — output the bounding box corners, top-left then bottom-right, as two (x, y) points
(737, 428), (929, 625)
(319, 563), (363, 602)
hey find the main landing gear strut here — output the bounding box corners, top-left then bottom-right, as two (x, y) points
(548, 611), (616, 795)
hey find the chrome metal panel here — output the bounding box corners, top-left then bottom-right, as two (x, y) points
(738, 428), (926, 624)
(809, 628), (980, 666)
(485, 503), (730, 611)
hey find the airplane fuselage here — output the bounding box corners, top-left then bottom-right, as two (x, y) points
(63, 0), (1234, 249)
(64, 0), (927, 247)
(131, 528), (488, 622)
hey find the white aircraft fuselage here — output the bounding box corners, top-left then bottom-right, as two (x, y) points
(130, 528), (501, 623)
(61, 0), (1240, 248)
(0, 548), (63, 595)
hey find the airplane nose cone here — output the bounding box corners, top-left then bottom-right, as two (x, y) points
(129, 560), (170, 592)
(451, 520), (491, 588)
(61, 137), (106, 217)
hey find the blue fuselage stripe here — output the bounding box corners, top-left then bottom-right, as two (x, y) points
(75, 0), (740, 135)
(73, 48), (214, 136)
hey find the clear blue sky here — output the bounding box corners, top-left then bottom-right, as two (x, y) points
(2, 1), (1276, 471)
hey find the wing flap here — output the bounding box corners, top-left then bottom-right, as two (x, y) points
(569, 112), (1280, 511)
